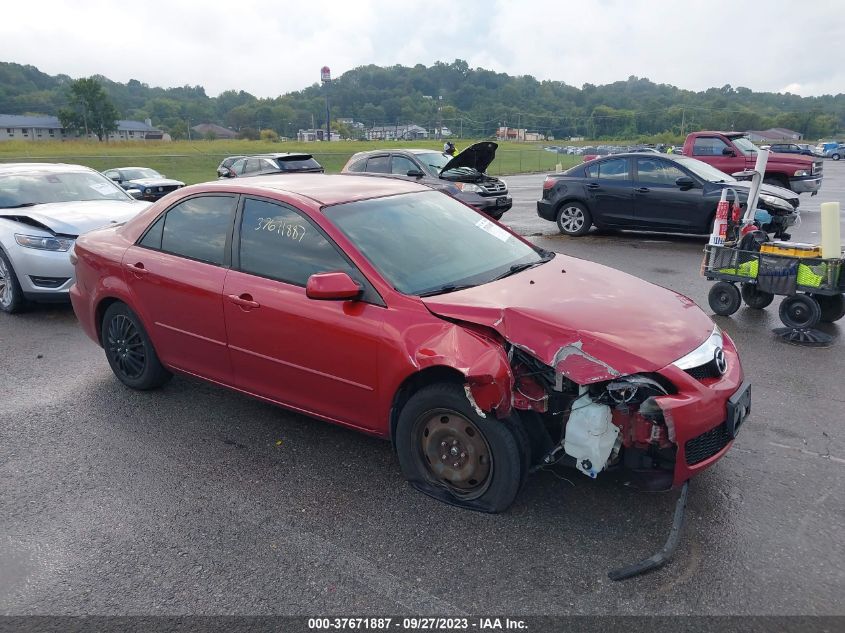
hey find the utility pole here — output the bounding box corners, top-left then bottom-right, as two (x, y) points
(460, 117), (463, 139)
(321, 66), (332, 142)
(680, 106), (686, 137)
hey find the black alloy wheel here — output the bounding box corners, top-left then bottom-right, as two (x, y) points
(101, 302), (172, 390)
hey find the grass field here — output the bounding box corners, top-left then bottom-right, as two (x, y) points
(0, 139), (581, 184)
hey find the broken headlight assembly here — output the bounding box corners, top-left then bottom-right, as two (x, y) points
(599, 374), (672, 407)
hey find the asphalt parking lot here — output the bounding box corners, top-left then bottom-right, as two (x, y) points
(1, 162), (844, 617)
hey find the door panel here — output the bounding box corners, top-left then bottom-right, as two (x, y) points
(584, 157), (635, 225)
(223, 271), (383, 429)
(223, 196), (383, 430)
(633, 158), (707, 230)
(123, 245), (231, 382)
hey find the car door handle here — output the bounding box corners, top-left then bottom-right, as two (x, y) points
(125, 262), (149, 276)
(227, 294), (260, 309)
(636, 187), (650, 193)
(585, 183), (600, 190)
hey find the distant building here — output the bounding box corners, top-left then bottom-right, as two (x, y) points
(191, 123), (237, 139)
(366, 124), (428, 140)
(746, 128), (803, 142)
(0, 114), (165, 141)
(297, 128), (340, 142)
(495, 127), (543, 141)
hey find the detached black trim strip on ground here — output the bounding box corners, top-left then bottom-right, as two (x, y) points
(608, 481), (689, 581)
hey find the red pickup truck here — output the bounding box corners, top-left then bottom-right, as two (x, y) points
(681, 131), (823, 195)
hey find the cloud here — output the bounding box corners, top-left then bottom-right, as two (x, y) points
(1, 0), (842, 97)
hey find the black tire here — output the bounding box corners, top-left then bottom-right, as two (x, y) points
(708, 282), (741, 316)
(832, 153), (841, 161)
(815, 293), (845, 322)
(101, 302), (172, 390)
(779, 294), (821, 329)
(741, 283), (775, 310)
(556, 202), (592, 236)
(0, 247), (29, 314)
(395, 383), (525, 513)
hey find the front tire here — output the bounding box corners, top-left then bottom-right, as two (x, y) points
(779, 294), (821, 329)
(395, 383), (525, 513)
(101, 302), (172, 390)
(709, 282), (741, 316)
(556, 202), (592, 236)
(832, 153), (841, 161)
(0, 247), (28, 314)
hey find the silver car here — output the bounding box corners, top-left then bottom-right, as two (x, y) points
(0, 163), (150, 313)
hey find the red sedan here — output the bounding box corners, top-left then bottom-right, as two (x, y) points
(70, 175), (749, 513)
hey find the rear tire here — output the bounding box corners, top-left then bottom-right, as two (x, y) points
(556, 202), (592, 236)
(395, 383), (525, 513)
(815, 293), (845, 322)
(0, 247), (29, 314)
(832, 153), (841, 161)
(708, 282), (741, 316)
(741, 283), (774, 309)
(101, 302), (172, 390)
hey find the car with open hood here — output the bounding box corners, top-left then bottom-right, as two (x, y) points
(0, 163), (150, 313)
(538, 153), (799, 238)
(103, 167), (185, 201)
(341, 142), (512, 220)
(70, 174), (747, 513)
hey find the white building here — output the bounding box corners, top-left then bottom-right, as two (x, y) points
(366, 124), (428, 141)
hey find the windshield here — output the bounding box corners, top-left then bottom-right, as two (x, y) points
(416, 152), (451, 175)
(323, 191), (546, 296)
(121, 168), (161, 180)
(732, 137), (759, 156)
(0, 171), (131, 207)
(673, 157), (737, 183)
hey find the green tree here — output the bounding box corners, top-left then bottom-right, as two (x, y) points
(58, 77), (119, 141)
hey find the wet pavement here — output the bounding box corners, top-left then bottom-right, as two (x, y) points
(1, 162), (843, 616)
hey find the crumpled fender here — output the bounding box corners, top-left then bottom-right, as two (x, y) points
(405, 322), (513, 417)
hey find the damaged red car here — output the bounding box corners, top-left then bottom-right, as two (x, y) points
(70, 175), (749, 513)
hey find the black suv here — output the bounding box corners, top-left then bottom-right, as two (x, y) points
(218, 153), (324, 178)
(341, 142), (512, 220)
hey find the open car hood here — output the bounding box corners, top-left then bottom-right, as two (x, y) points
(440, 142), (498, 175)
(421, 255), (715, 384)
(0, 199), (150, 236)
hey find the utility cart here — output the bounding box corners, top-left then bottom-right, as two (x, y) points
(704, 244), (845, 329)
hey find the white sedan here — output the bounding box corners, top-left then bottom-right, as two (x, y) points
(0, 163), (150, 313)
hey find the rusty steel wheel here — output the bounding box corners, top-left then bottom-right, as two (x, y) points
(396, 383), (525, 512)
(417, 409), (493, 499)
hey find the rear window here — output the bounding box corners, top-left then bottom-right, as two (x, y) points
(274, 156), (323, 171)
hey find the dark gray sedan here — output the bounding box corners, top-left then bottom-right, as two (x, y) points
(341, 142), (512, 220)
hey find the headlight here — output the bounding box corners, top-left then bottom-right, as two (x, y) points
(672, 325), (723, 370)
(604, 375), (670, 406)
(793, 169), (810, 177)
(759, 193), (792, 211)
(144, 188), (152, 194)
(15, 233), (75, 252)
(454, 182), (483, 193)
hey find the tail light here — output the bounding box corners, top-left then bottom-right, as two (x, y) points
(543, 177), (556, 190)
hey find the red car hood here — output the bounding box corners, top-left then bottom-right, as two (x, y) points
(421, 255), (715, 384)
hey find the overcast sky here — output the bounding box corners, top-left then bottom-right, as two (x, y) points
(2, 0), (842, 99)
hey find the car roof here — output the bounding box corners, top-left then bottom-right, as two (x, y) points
(107, 166), (158, 171)
(350, 148), (442, 158)
(246, 153), (314, 159)
(183, 173), (430, 207)
(0, 162), (97, 174)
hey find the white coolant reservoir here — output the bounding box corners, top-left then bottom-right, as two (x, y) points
(564, 391), (619, 478)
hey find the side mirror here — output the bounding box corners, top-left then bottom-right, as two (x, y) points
(675, 176), (696, 189)
(406, 169), (424, 179)
(108, 174), (120, 182)
(722, 148), (736, 157)
(306, 271), (362, 301)
(127, 189), (143, 200)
